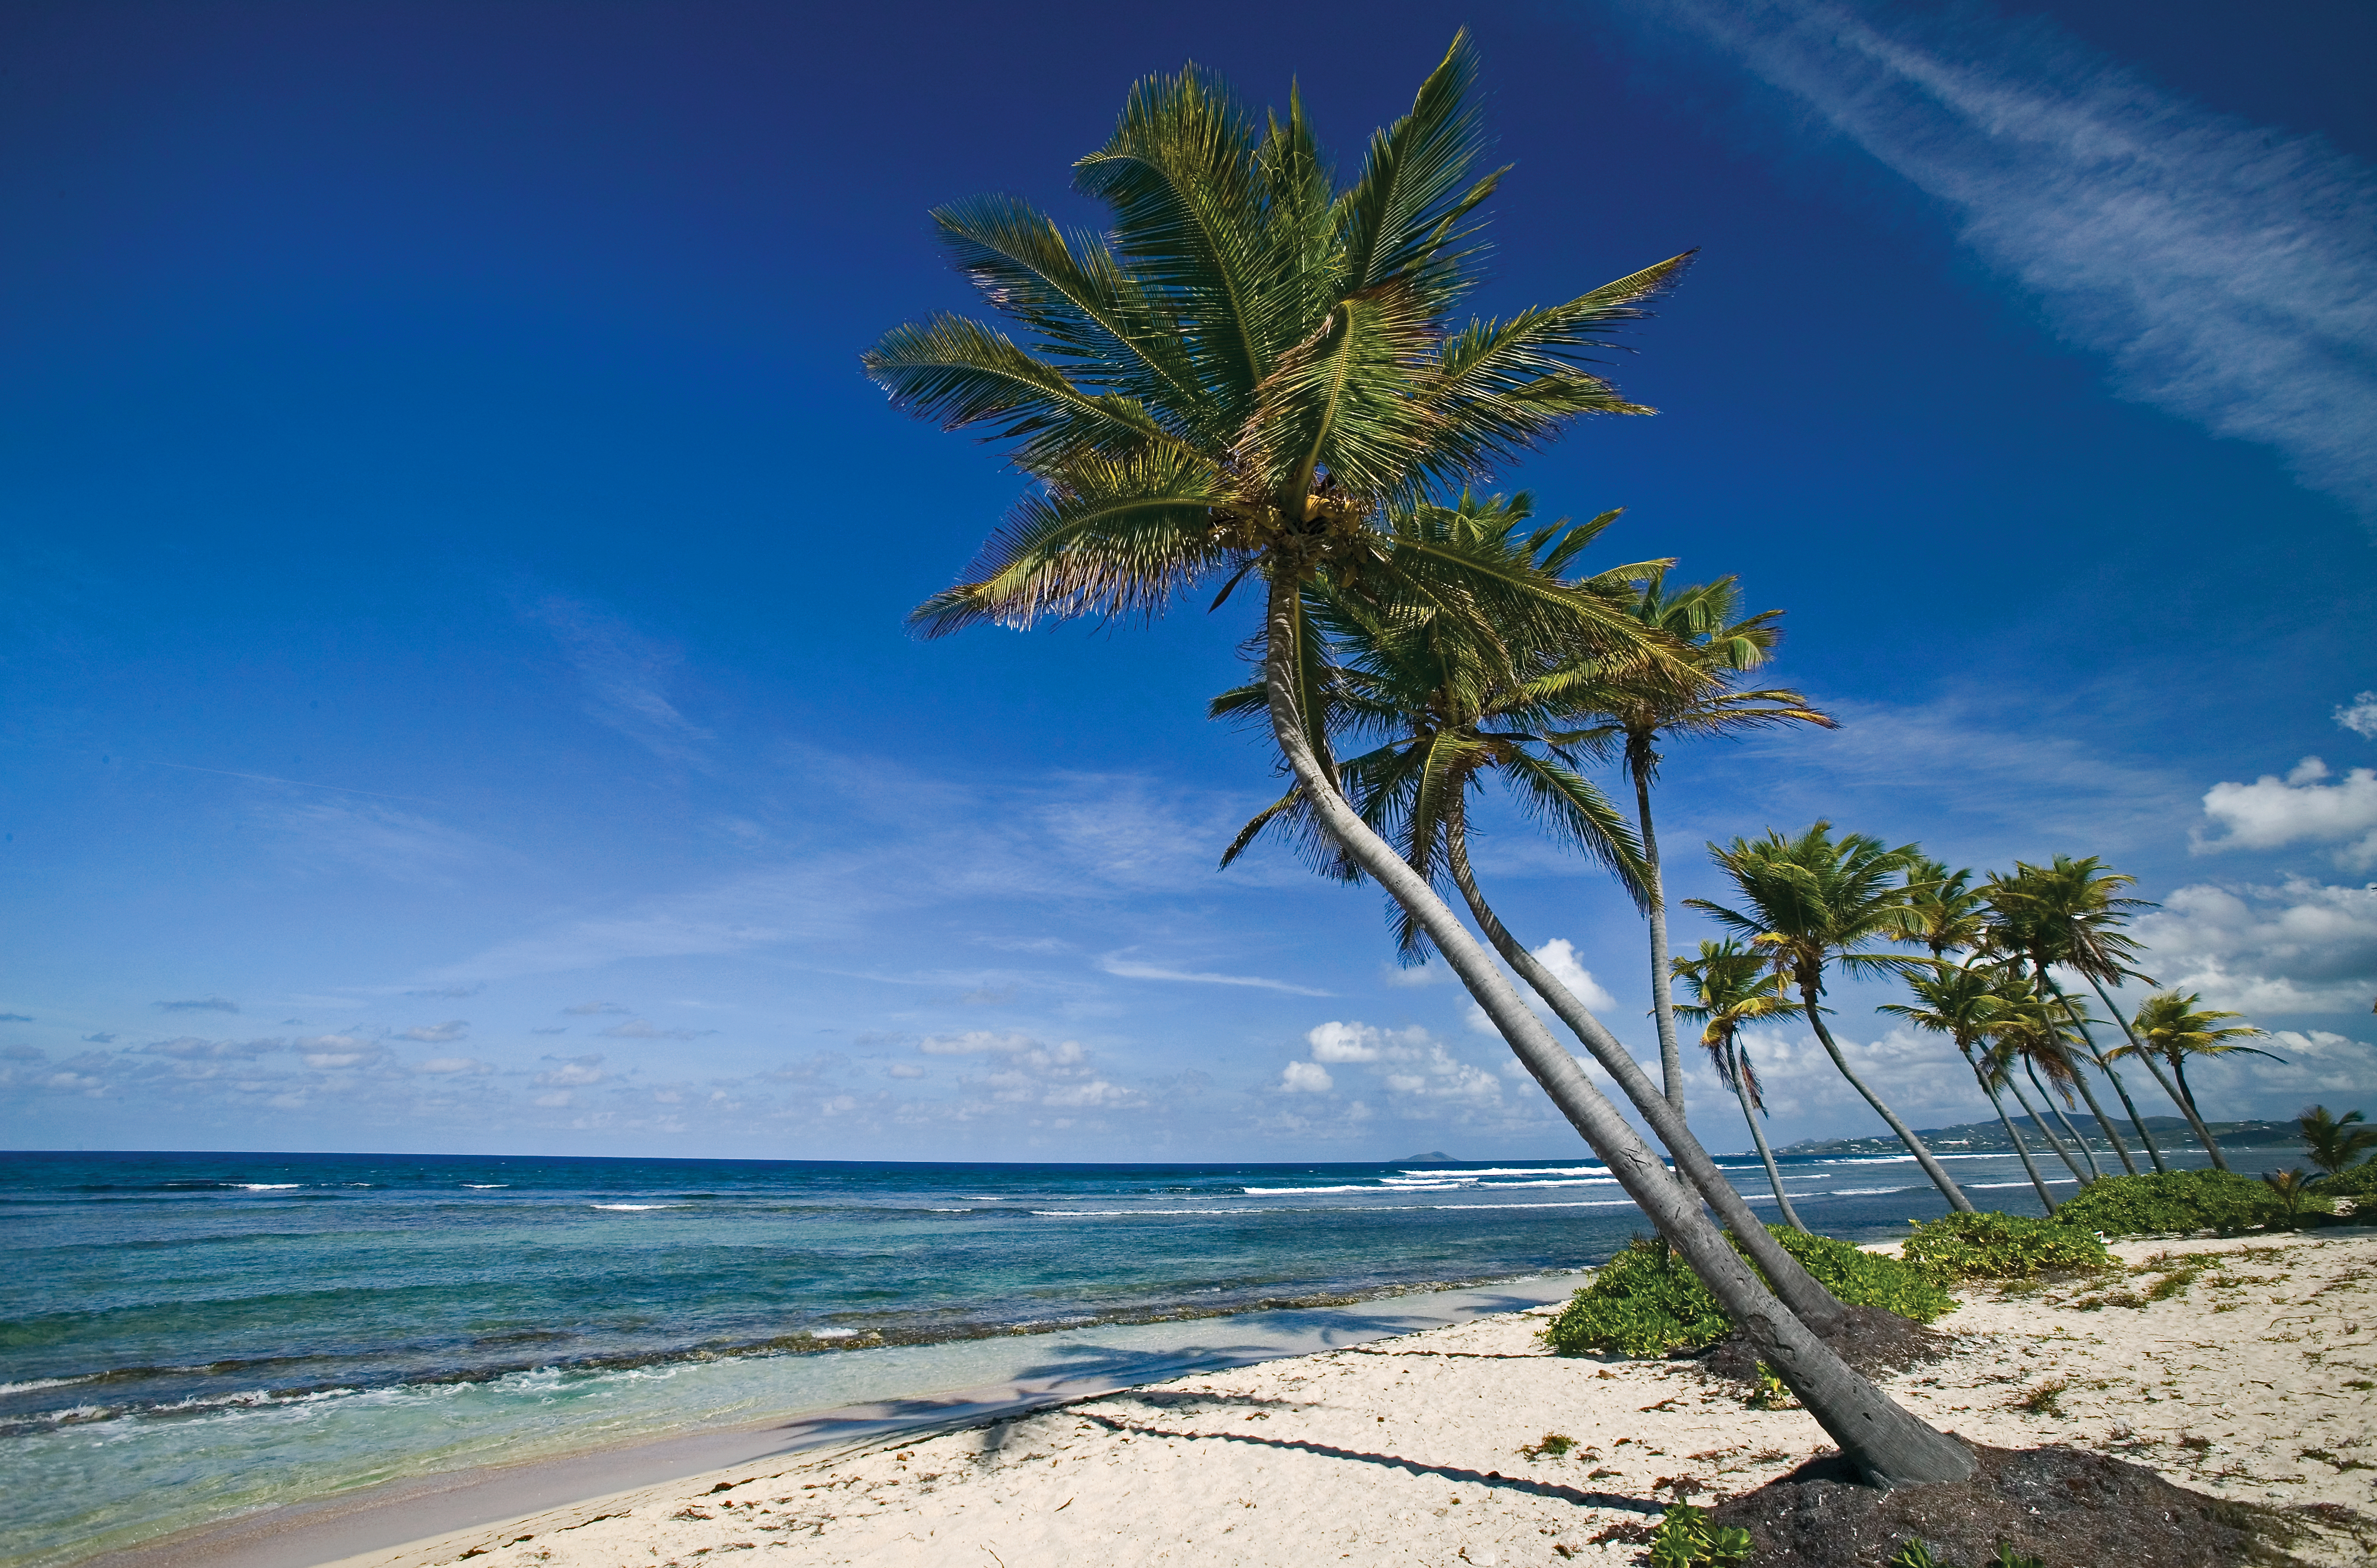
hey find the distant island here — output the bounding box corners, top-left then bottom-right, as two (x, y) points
(1396, 1151), (1455, 1164)
(1773, 1116), (2301, 1158)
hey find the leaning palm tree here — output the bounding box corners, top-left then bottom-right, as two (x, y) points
(1986, 858), (2171, 1172)
(1553, 575), (1834, 1117)
(2112, 993), (2284, 1170)
(1983, 978), (2104, 1182)
(1688, 823), (1975, 1212)
(1673, 939), (1809, 1230)
(1211, 498), (1852, 1329)
(1880, 964), (2059, 1214)
(1980, 873), (2141, 1174)
(1904, 858), (1989, 961)
(871, 37), (1974, 1485)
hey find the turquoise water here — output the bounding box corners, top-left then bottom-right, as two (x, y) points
(0, 1144), (2289, 1566)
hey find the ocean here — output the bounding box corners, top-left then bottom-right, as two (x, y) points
(0, 1142), (2292, 1567)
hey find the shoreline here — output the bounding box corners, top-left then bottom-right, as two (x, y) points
(66, 1275), (1589, 1568)
(178, 1231), (2377, 1568)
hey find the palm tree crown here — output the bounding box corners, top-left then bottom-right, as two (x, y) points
(1686, 822), (1928, 996)
(1209, 491), (1656, 948)
(1687, 822), (1975, 1212)
(869, 33), (1691, 663)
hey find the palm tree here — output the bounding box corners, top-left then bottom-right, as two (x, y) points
(1985, 976), (2105, 1182)
(1986, 858), (2172, 1173)
(1210, 499), (1850, 1330)
(1980, 871), (2141, 1174)
(2297, 1105), (2377, 1182)
(1904, 859), (1989, 961)
(1687, 823), (1977, 1212)
(871, 38), (1974, 1485)
(1673, 939), (1809, 1230)
(2111, 993), (2283, 1170)
(1879, 964), (2059, 1214)
(1555, 576), (1834, 1117)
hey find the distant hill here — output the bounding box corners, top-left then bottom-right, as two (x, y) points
(1396, 1151), (1454, 1164)
(1774, 1116), (2300, 1158)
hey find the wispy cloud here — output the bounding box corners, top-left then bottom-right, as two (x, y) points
(1098, 954), (1332, 996)
(154, 996), (239, 1014)
(1640, 0), (2377, 518)
(599, 1018), (717, 1041)
(527, 597), (714, 766)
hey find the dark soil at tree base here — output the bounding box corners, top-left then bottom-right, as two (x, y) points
(1696, 1303), (1954, 1386)
(1709, 1442), (2308, 1568)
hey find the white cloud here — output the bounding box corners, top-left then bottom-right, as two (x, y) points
(1306, 1020), (1433, 1063)
(1530, 939), (1621, 1013)
(2130, 879), (2377, 1016)
(534, 1055), (608, 1088)
(1643, 0), (2377, 518)
(2339, 693), (2377, 742)
(416, 1056), (492, 1075)
(2196, 758), (2377, 867)
(398, 1020), (469, 1043)
(885, 1063), (926, 1079)
(1294, 1021), (1503, 1104)
(1280, 1060), (1334, 1094)
(1098, 955), (1332, 996)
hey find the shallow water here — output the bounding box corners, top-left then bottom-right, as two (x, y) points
(0, 1143), (2303, 1567)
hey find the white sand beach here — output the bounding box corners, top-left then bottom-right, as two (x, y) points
(308, 1231), (2377, 1568)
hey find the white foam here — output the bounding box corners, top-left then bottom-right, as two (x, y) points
(1400, 1165), (1609, 1179)
(1429, 1200), (1638, 1211)
(462, 1184), (509, 1189)
(0, 1375), (97, 1396)
(1031, 1208), (1264, 1217)
(236, 1183), (303, 1190)
(588, 1203), (677, 1211)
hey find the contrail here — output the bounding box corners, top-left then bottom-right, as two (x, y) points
(1634, 0), (2377, 522)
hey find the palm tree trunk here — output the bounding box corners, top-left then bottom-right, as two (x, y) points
(2171, 1057), (2228, 1170)
(1793, 972), (1975, 1213)
(1631, 752), (1685, 1117)
(2034, 966), (2137, 1175)
(1732, 1039), (1807, 1231)
(2004, 1071), (2088, 1185)
(1963, 1046), (2055, 1215)
(2026, 1058), (2100, 1181)
(1259, 571), (1973, 1488)
(1444, 819), (1842, 1327)
(2064, 1065), (2137, 1177)
(2085, 973), (2221, 1168)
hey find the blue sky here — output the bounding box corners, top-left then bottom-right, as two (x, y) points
(4, 0), (2372, 1160)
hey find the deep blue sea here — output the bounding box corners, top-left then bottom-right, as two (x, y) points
(0, 1142), (2295, 1566)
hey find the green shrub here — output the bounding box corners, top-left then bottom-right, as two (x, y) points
(1649, 1503), (1751, 1568)
(2050, 1168), (2319, 1236)
(1901, 1211), (2113, 1283)
(1541, 1227), (1953, 1358)
(2313, 1161), (2377, 1199)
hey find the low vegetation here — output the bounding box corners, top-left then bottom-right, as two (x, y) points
(1543, 1227), (1953, 1358)
(1648, 1502), (1752, 1568)
(2052, 1168), (2320, 1235)
(1901, 1211), (2112, 1282)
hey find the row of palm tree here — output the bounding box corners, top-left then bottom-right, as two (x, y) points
(1674, 838), (2278, 1221)
(862, 35), (2262, 1486)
